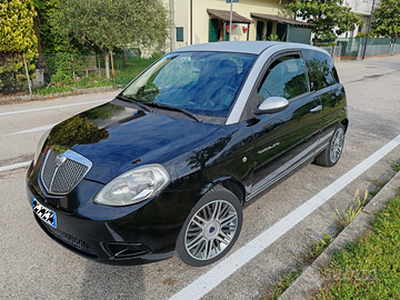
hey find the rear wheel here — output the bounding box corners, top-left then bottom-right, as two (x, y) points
(314, 124), (345, 167)
(176, 185), (242, 266)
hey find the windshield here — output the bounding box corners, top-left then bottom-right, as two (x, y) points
(121, 51), (256, 118)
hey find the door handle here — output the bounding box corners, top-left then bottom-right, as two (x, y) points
(310, 105), (322, 113)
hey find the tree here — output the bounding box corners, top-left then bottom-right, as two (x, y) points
(371, 0), (400, 42)
(33, 0), (59, 52)
(33, 0), (90, 52)
(54, 0), (170, 82)
(0, 0), (38, 56)
(285, 0), (361, 45)
(0, 0), (38, 91)
(34, 0), (105, 86)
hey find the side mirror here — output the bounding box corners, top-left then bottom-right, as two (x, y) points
(254, 97), (289, 115)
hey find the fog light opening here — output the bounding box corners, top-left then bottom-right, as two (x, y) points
(104, 242), (151, 259)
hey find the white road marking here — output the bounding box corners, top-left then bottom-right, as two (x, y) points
(7, 124), (56, 135)
(0, 99), (110, 117)
(0, 161), (31, 172)
(169, 134), (400, 300)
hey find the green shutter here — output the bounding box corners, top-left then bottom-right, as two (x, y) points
(176, 27), (184, 42)
(209, 19), (219, 42)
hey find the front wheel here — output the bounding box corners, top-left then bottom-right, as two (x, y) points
(176, 185), (243, 267)
(314, 124), (345, 167)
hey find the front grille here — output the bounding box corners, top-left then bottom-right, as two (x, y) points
(41, 149), (92, 195)
(40, 218), (97, 257)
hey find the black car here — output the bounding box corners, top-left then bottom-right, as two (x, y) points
(27, 42), (348, 267)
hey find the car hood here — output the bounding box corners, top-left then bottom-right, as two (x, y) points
(46, 101), (220, 183)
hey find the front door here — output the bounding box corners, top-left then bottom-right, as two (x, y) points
(249, 53), (322, 196)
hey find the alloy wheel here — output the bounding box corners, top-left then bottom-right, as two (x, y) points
(184, 200), (238, 261)
(329, 128), (344, 164)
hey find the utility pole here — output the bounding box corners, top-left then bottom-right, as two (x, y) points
(169, 0), (176, 51)
(227, 0), (238, 42)
(362, 0), (376, 59)
(229, 0), (233, 41)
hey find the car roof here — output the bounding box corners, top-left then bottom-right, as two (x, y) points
(172, 41), (327, 56)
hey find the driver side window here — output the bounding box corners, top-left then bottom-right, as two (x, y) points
(258, 55), (309, 103)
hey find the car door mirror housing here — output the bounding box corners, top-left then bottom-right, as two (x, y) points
(254, 97), (289, 115)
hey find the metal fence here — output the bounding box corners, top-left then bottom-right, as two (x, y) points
(320, 45), (342, 61)
(391, 43), (400, 55)
(0, 50), (144, 100)
(336, 37), (399, 59)
(355, 43), (392, 59)
(0, 53), (31, 95)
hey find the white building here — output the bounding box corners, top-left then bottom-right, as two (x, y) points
(164, 0), (314, 51)
(162, 0), (377, 51)
(342, 0), (380, 37)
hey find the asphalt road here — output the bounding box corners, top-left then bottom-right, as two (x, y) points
(1, 55), (400, 300)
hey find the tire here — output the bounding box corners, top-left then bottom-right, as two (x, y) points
(314, 124), (345, 167)
(176, 185), (243, 267)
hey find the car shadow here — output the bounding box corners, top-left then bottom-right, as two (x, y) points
(81, 262), (145, 299)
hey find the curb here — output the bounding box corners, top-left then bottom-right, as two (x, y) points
(278, 170), (400, 300)
(0, 86), (115, 105)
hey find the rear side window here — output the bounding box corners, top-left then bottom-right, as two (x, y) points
(302, 50), (339, 91)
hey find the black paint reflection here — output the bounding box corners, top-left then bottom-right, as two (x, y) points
(49, 104), (125, 150)
(187, 133), (234, 170)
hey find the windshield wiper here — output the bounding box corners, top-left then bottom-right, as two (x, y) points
(146, 102), (202, 122)
(116, 95), (154, 112)
(117, 96), (202, 122)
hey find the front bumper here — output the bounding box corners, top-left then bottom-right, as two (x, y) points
(26, 172), (198, 265)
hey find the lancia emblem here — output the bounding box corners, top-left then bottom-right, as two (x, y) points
(55, 154), (67, 167)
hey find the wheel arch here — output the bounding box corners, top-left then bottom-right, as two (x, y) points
(341, 118), (349, 133)
(219, 178), (246, 206)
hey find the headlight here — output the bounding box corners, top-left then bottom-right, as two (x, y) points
(33, 129), (51, 166)
(94, 164), (171, 206)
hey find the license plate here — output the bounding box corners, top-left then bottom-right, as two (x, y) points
(32, 196), (57, 228)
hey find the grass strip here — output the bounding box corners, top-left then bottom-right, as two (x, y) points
(265, 233), (334, 300)
(267, 268), (303, 300)
(317, 193), (400, 299)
